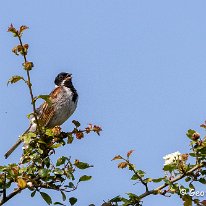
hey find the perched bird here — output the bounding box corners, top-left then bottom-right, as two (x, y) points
(4, 72), (78, 159)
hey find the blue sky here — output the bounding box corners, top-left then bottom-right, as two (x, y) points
(1, 0), (206, 205)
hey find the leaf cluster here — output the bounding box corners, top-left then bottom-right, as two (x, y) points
(0, 24), (102, 206)
(108, 128), (206, 206)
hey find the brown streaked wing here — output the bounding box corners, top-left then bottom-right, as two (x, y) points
(38, 87), (62, 127)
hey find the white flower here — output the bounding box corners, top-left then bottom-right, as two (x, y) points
(163, 151), (182, 166)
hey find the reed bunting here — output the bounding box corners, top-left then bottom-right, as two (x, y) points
(4, 72), (78, 158)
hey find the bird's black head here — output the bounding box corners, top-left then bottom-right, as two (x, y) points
(54, 72), (72, 86)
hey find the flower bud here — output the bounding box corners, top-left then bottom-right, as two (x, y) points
(27, 182), (33, 187)
(181, 153), (188, 161)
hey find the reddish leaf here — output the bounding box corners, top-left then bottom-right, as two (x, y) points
(8, 24), (18, 36)
(75, 132), (84, 139)
(127, 150), (135, 158)
(112, 155), (122, 161)
(201, 200), (206, 206)
(93, 125), (102, 135)
(19, 25), (29, 34)
(118, 162), (128, 169)
(23, 61), (34, 70)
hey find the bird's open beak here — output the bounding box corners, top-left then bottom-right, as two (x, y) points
(66, 73), (72, 80)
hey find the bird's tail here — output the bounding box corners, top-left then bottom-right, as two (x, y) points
(4, 138), (22, 159)
(4, 127), (31, 159)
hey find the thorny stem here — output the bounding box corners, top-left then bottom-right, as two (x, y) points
(17, 34), (41, 135)
(137, 163), (204, 201)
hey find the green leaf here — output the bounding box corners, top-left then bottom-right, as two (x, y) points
(186, 129), (196, 140)
(31, 190), (36, 197)
(51, 143), (62, 148)
(79, 175), (92, 182)
(38, 148), (44, 154)
(69, 197), (77, 205)
(68, 182), (74, 188)
(109, 196), (122, 202)
(37, 139), (46, 144)
(164, 179), (172, 185)
(169, 183), (179, 193)
(189, 153), (196, 157)
(127, 192), (139, 200)
(72, 120), (80, 127)
(7, 75), (25, 86)
(152, 177), (164, 183)
(131, 170), (145, 180)
(40, 192), (52, 205)
(163, 164), (176, 173)
(67, 134), (74, 144)
(131, 174), (138, 180)
(27, 112), (33, 119)
(33, 95), (51, 105)
(199, 178), (206, 184)
(137, 170), (145, 176)
(182, 194), (192, 206)
(38, 169), (49, 178)
(56, 156), (67, 166)
(61, 191), (66, 201)
(38, 95), (52, 105)
(185, 177), (191, 182)
(136, 170), (145, 177)
(54, 202), (65, 206)
(201, 170), (206, 175)
(45, 129), (54, 137)
(21, 132), (36, 144)
(0, 166), (7, 173)
(75, 161), (92, 170)
(189, 183), (195, 190)
(44, 157), (51, 168)
(144, 178), (153, 183)
(54, 168), (64, 175)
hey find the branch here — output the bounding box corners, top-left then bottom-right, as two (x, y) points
(0, 188), (22, 205)
(2, 174), (6, 201)
(17, 34), (41, 135)
(125, 159), (149, 192)
(138, 163), (204, 200)
(39, 182), (79, 193)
